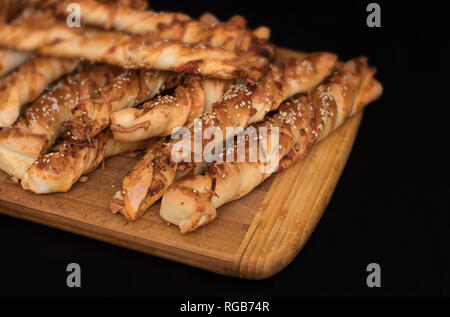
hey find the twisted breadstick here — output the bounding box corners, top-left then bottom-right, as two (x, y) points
(110, 76), (229, 141)
(160, 57), (383, 233)
(0, 49), (31, 77)
(29, 0), (148, 10)
(0, 9), (82, 138)
(109, 53), (336, 142)
(278, 66), (383, 171)
(0, 126), (46, 181)
(55, 0), (189, 32)
(21, 129), (145, 193)
(63, 70), (178, 141)
(110, 137), (179, 219)
(111, 52), (337, 221)
(0, 66), (179, 179)
(54, 0), (274, 57)
(160, 96), (316, 233)
(0, 65), (117, 179)
(0, 56), (79, 127)
(0, 1), (30, 76)
(108, 12), (269, 142)
(0, 0), (147, 76)
(0, 7), (60, 77)
(0, 22), (268, 80)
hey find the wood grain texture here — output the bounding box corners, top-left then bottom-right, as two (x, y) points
(0, 48), (363, 279)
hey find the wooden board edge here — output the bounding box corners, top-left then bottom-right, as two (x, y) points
(233, 112), (363, 279)
(0, 47), (365, 279)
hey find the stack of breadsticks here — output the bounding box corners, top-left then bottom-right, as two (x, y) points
(0, 0), (382, 233)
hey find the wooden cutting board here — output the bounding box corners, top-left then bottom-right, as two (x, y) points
(0, 48), (363, 279)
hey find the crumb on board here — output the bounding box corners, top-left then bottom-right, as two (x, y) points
(78, 176), (89, 183)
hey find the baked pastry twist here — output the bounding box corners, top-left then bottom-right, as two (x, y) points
(0, 65), (117, 179)
(109, 53), (336, 142)
(109, 137), (178, 219)
(0, 7), (60, 77)
(55, 0), (189, 33)
(160, 57), (383, 233)
(0, 8), (79, 179)
(278, 66), (383, 171)
(54, 0), (274, 57)
(21, 129), (145, 193)
(63, 70), (178, 141)
(0, 56), (79, 127)
(0, 49), (31, 77)
(110, 76), (229, 141)
(0, 22), (269, 80)
(0, 1), (30, 75)
(29, 0), (148, 10)
(110, 52), (337, 221)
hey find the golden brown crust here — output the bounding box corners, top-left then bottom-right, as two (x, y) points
(160, 95), (317, 233)
(29, 0), (148, 10)
(0, 126), (47, 159)
(112, 52), (337, 142)
(160, 57), (383, 233)
(0, 49), (31, 78)
(110, 137), (178, 220)
(0, 22), (269, 80)
(0, 56), (79, 127)
(20, 65), (117, 150)
(55, 0), (189, 34)
(0, 65), (122, 179)
(279, 76), (383, 170)
(0, 126), (47, 179)
(63, 70), (178, 141)
(110, 76), (228, 142)
(21, 129), (144, 193)
(54, 0), (274, 57)
(181, 52), (337, 159)
(111, 53), (337, 221)
(0, 7), (60, 77)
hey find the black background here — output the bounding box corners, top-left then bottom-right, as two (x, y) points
(0, 0), (448, 298)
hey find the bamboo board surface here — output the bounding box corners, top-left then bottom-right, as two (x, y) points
(0, 48), (363, 279)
